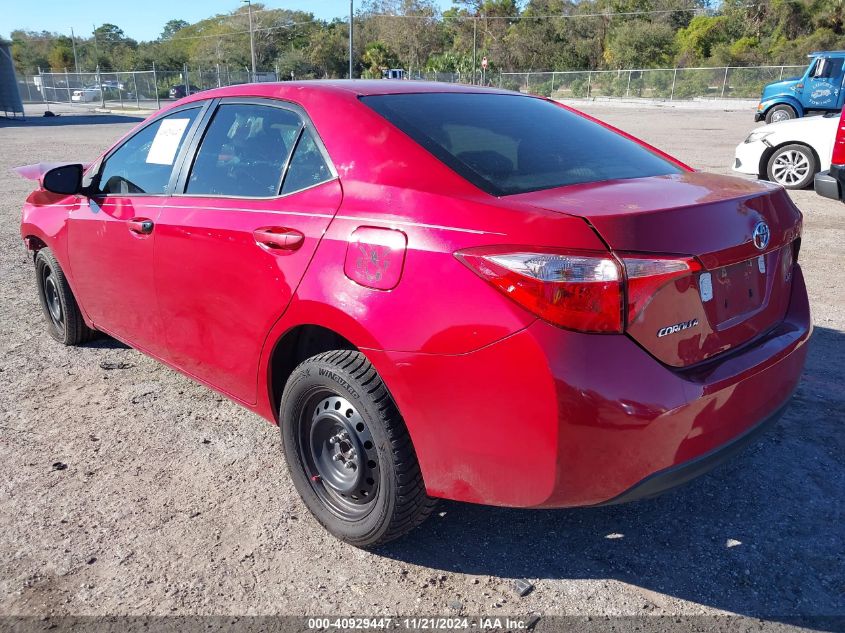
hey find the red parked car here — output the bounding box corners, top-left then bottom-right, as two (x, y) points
(19, 82), (811, 547)
(815, 106), (845, 201)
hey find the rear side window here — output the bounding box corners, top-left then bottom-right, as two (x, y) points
(281, 129), (333, 195)
(98, 107), (199, 195)
(362, 93), (681, 196)
(186, 103), (302, 197)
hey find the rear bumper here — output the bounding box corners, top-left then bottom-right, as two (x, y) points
(369, 266), (811, 508)
(815, 165), (845, 201)
(595, 398), (789, 506)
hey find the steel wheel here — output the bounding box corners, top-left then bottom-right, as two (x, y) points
(770, 109), (791, 123)
(34, 247), (97, 345)
(41, 265), (64, 330)
(765, 105), (796, 124)
(297, 390), (380, 520)
(280, 350), (436, 547)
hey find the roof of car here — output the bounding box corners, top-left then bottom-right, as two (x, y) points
(180, 80), (516, 103)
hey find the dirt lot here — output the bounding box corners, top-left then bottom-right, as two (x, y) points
(0, 104), (843, 627)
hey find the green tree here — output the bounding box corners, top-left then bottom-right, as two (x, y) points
(362, 41), (399, 77)
(161, 19), (189, 40)
(604, 20), (676, 69)
(94, 24), (130, 45)
(47, 37), (74, 70)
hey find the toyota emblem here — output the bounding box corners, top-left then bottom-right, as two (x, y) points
(752, 221), (770, 251)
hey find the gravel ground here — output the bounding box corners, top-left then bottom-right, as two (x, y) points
(0, 105), (843, 628)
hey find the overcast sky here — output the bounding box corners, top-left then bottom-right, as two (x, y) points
(8, 0), (456, 42)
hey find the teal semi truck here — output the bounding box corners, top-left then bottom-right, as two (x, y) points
(756, 51), (845, 124)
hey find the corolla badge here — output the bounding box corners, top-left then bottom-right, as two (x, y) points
(657, 318), (699, 338)
(752, 221), (770, 251)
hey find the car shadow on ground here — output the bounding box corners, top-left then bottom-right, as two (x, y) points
(0, 114), (143, 127)
(84, 336), (130, 350)
(377, 326), (844, 626)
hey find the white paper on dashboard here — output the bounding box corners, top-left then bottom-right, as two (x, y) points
(146, 118), (191, 165)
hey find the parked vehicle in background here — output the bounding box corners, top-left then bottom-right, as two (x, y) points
(70, 88), (101, 103)
(815, 107), (845, 201)
(734, 112), (838, 189)
(756, 51), (845, 124)
(169, 84), (200, 99)
(17, 82), (810, 548)
(99, 80), (125, 91)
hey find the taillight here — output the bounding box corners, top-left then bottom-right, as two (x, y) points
(832, 110), (845, 164)
(621, 255), (701, 325)
(456, 247), (623, 333)
(457, 247), (701, 333)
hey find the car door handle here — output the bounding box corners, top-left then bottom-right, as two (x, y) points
(252, 227), (304, 251)
(128, 218), (154, 235)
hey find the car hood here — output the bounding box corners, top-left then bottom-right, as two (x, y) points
(761, 78), (802, 100)
(755, 112), (839, 135)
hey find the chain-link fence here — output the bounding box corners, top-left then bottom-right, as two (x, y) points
(18, 66), (279, 110)
(499, 65), (806, 100)
(18, 64), (807, 110)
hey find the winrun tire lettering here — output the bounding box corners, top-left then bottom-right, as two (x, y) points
(318, 367), (360, 399)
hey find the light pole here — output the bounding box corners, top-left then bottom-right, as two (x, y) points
(348, 0), (354, 79)
(243, 0), (257, 82)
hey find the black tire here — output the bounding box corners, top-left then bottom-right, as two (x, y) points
(34, 248), (96, 345)
(280, 350), (436, 547)
(765, 104), (797, 124)
(766, 143), (817, 190)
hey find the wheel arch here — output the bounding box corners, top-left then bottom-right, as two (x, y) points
(763, 99), (804, 120)
(22, 234), (48, 259)
(265, 323), (359, 424)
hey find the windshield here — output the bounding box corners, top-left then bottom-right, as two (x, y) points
(361, 92), (681, 196)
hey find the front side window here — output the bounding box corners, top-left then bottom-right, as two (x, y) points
(813, 57), (844, 79)
(186, 104), (302, 197)
(98, 108), (199, 195)
(362, 93), (681, 196)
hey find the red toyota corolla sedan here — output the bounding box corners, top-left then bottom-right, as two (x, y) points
(19, 82), (810, 547)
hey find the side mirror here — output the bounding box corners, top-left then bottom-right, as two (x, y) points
(42, 164), (84, 195)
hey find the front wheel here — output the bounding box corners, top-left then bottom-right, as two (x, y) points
(34, 248), (96, 345)
(765, 104), (797, 124)
(766, 144), (817, 189)
(280, 350), (436, 548)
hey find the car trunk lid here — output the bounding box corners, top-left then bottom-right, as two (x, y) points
(509, 171), (803, 367)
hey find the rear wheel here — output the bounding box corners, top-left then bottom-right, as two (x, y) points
(34, 248), (96, 345)
(765, 104), (797, 124)
(280, 350), (436, 548)
(766, 144), (817, 189)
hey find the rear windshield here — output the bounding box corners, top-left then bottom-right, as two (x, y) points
(361, 93), (681, 196)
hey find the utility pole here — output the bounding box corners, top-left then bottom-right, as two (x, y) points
(243, 0), (257, 82)
(348, 0), (354, 79)
(472, 18), (477, 86)
(70, 28), (80, 74)
(91, 24), (100, 65)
